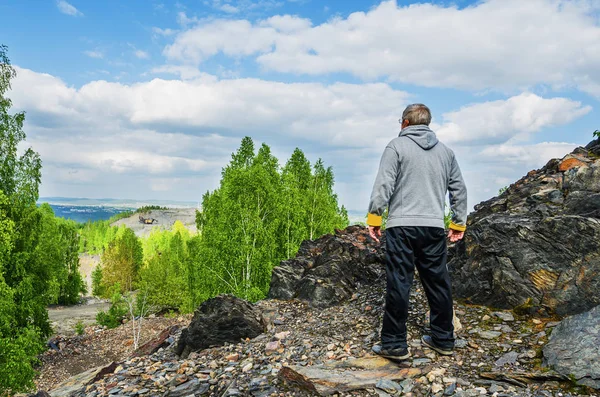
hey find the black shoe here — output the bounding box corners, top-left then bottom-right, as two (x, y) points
(372, 344), (410, 360)
(421, 335), (453, 356)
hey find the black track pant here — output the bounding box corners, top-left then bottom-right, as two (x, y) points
(381, 226), (454, 350)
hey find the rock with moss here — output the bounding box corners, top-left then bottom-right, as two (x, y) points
(449, 140), (600, 316)
(543, 304), (600, 389)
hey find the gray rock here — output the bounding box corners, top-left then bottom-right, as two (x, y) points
(399, 379), (415, 393)
(543, 304), (600, 389)
(175, 295), (267, 358)
(413, 358), (432, 366)
(479, 330), (502, 339)
(268, 226), (385, 307)
(494, 351), (520, 367)
(443, 383), (456, 396)
(375, 379), (403, 393)
(166, 379), (210, 397)
(448, 143), (600, 316)
(489, 383), (504, 393)
(493, 312), (515, 322)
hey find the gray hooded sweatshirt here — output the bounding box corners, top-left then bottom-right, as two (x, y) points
(367, 125), (467, 230)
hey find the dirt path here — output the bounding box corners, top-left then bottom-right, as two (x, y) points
(48, 299), (110, 336)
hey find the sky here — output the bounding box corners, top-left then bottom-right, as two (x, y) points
(1, 0), (599, 213)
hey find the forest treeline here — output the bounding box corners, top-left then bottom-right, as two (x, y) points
(1, 46), (86, 394)
(0, 46), (347, 395)
(91, 137), (349, 310)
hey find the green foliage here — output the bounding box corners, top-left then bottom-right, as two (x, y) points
(196, 137), (348, 302)
(0, 45), (48, 395)
(107, 210), (134, 223)
(498, 186), (509, 195)
(444, 208), (452, 229)
(91, 265), (106, 298)
(78, 220), (120, 254)
(101, 226), (143, 293)
(0, 324), (43, 396)
(96, 285), (127, 329)
(37, 203), (86, 304)
(136, 205), (167, 213)
(594, 130), (600, 139)
(138, 221), (194, 311)
(74, 320), (85, 336)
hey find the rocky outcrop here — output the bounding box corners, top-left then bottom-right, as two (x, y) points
(449, 140), (600, 316)
(175, 295), (266, 358)
(268, 225), (385, 308)
(543, 304), (600, 389)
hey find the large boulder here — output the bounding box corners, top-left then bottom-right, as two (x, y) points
(543, 304), (600, 389)
(449, 141), (600, 316)
(175, 295), (266, 358)
(268, 225), (385, 308)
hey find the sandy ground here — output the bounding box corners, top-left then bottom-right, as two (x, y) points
(48, 299), (111, 336)
(111, 208), (198, 237)
(79, 253), (100, 293)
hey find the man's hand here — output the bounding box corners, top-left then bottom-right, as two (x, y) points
(447, 229), (464, 243)
(368, 225), (382, 243)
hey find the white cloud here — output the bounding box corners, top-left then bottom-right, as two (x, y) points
(164, 0), (600, 94)
(259, 14), (312, 32)
(84, 50), (103, 59)
(9, 67), (409, 204)
(152, 27), (178, 36)
(134, 50), (150, 59)
(9, 67), (591, 211)
(434, 93), (592, 145)
(57, 0), (83, 16)
(165, 20), (276, 64)
(150, 65), (209, 80)
(479, 142), (580, 167)
(176, 11), (199, 27)
(219, 4), (240, 13)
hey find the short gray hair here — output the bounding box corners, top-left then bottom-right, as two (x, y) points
(401, 104), (432, 126)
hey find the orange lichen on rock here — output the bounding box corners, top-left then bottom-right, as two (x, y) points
(558, 158), (586, 172)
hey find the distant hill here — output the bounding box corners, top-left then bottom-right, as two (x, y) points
(39, 197), (199, 223)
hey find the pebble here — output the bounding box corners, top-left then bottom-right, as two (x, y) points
(443, 383), (457, 396)
(265, 341), (281, 355)
(479, 330), (502, 339)
(375, 379), (403, 393)
(493, 312), (515, 322)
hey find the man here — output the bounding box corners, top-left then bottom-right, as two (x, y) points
(367, 103), (467, 360)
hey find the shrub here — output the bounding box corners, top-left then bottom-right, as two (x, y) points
(74, 321), (85, 336)
(96, 286), (127, 329)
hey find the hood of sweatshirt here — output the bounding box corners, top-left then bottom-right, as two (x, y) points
(399, 125), (439, 150)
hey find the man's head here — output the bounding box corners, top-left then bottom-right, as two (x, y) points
(400, 103), (432, 129)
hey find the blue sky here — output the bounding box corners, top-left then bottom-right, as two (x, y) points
(1, 0), (599, 212)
